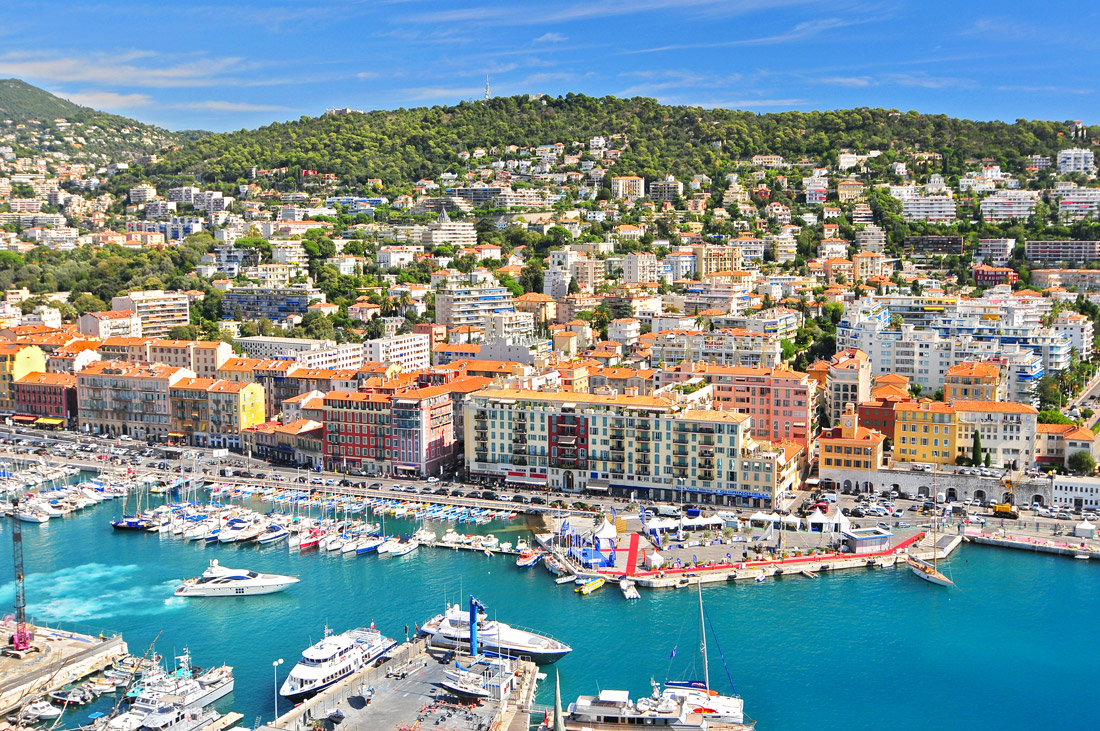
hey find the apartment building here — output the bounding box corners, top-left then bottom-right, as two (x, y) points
(648, 176), (683, 201)
(13, 371), (77, 427)
(1024, 240), (1100, 264)
(942, 362), (1007, 402)
(363, 333), (431, 372)
(623, 252), (660, 284)
(952, 400), (1038, 469)
(824, 349), (872, 429)
(77, 361), (195, 440)
(434, 284), (514, 330)
(221, 285), (326, 322)
(649, 329), (782, 369)
(169, 378), (266, 448)
(818, 404), (886, 493)
(236, 336), (363, 369)
(610, 176), (645, 200)
(980, 191), (1038, 222)
(389, 386), (456, 477)
(464, 388), (799, 507)
(972, 265), (1018, 287)
(0, 343), (47, 414)
(1053, 311), (1094, 360)
(421, 210), (477, 247)
(893, 401), (958, 466)
(512, 292), (557, 324)
(901, 235), (963, 256)
(977, 238), (1013, 265)
(902, 195), (957, 222)
(1057, 148), (1095, 174)
(655, 363), (817, 458)
(110, 290), (190, 339)
(78, 310), (142, 339)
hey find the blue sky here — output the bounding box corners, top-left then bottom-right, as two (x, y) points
(0, 1), (1096, 131)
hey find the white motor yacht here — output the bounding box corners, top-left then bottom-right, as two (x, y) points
(174, 560), (299, 597)
(420, 599), (571, 664)
(279, 626), (395, 702)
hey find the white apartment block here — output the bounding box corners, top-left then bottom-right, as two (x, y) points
(435, 285), (515, 330)
(235, 336), (363, 369)
(110, 290), (190, 339)
(978, 238), (1013, 266)
(1055, 185), (1100, 220)
(129, 184), (157, 204)
(485, 311), (536, 343)
(421, 210), (477, 247)
(855, 225), (886, 253)
(363, 333), (431, 372)
(78, 310), (142, 339)
(168, 186), (201, 204)
(1024, 240), (1100, 264)
(610, 176), (645, 200)
(607, 318), (641, 347)
(980, 191), (1038, 222)
(648, 176), (683, 201)
(623, 252), (660, 284)
(1053, 311), (1094, 360)
(377, 246), (421, 269)
(649, 329), (782, 369)
(1057, 148), (1095, 174)
(902, 195), (957, 222)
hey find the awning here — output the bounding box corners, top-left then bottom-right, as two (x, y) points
(505, 476), (547, 486)
(35, 417), (64, 425)
(12, 415), (37, 423)
(168, 432), (186, 437)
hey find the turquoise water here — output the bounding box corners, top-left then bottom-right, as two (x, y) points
(1, 496), (1098, 731)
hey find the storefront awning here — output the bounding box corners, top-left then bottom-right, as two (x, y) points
(168, 432), (186, 437)
(35, 417), (64, 425)
(12, 415), (37, 423)
(505, 476), (547, 486)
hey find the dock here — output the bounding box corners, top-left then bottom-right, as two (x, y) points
(258, 637), (539, 731)
(964, 530), (1100, 559)
(0, 627), (127, 714)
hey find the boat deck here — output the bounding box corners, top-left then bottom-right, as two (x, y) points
(259, 641), (538, 731)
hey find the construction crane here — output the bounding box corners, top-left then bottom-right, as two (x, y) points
(9, 498), (32, 651)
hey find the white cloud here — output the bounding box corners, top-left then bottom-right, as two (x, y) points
(625, 16), (862, 54)
(534, 32), (567, 43)
(57, 90), (154, 110)
(173, 101), (292, 112)
(402, 0), (807, 26)
(0, 51), (247, 88)
(396, 86), (486, 101)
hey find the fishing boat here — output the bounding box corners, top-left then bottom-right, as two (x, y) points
(174, 559), (299, 597)
(575, 577), (605, 595)
(516, 549), (543, 568)
(909, 467), (954, 587)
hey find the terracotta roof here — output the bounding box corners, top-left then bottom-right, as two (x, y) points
(950, 400), (1038, 414)
(14, 371), (76, 387)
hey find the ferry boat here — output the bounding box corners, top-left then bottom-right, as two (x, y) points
(138, 705), (220, 731)
(174, 560), (299, 597)
(419, 597), (571, 664)
(279, 626), (396, 702)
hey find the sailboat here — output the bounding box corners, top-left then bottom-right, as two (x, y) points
(661, 581), (747, 724)
(908, 466), (954, 587)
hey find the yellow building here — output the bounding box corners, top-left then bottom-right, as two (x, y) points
(943, 362), (1006, 402)
(170, 378), (266, 449)
(0, 343), (47, 412)
(893, 401), (957, 466)
(818, 404), (886, 494)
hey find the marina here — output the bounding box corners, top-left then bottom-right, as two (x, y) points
(1, 464), (1099, 731)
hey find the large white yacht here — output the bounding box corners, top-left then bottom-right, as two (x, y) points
(107, 653), (233, 731)
(279, 627), (396, 702)
(174, 560), (299, 597)
(419, 599), (571, 664)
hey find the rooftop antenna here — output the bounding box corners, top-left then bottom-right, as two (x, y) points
(485, 74), (491, 100)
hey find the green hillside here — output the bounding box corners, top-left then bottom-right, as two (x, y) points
(0, 79), (206, 161)
(150, 94), (1098, 185)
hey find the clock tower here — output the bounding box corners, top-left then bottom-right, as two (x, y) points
(840, 403), (858, 439)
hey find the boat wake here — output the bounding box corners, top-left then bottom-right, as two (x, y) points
(0, 563), (186, 622)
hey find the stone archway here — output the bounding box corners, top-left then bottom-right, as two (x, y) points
(974, 489), (987, 503)
(1001, 492), (1013, 504)
(946, 487), (958, 502)
(917, 485), (930, 498)
(842, 479), (853, 492)
(1031, 494), (1045, 507)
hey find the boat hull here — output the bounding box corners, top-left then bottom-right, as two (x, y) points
(421, 633), (570, 664)
(908, 559), (953, 587)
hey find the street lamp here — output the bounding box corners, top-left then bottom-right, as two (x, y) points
(272, 658), (284, 726)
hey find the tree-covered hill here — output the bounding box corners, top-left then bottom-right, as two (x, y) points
(150, 94), (1098, 185)
(0, 79), (207, 161)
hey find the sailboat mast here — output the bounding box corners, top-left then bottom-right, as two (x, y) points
(698, 581), (709, 693)
(932, 466), (938, 570)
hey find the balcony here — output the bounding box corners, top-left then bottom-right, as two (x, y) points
(673, 447), (688, 457)
(699, 469), (715, 481)
(512, 433), (527, 444)
(700, 457), (714, 468)
(637, 432), (651, 442)
(673, 457), (688, 468)
(637, 421), (650, 431)
(610, 440), (624, 452)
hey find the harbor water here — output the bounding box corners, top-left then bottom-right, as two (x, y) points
(1, 496), (1097, 731)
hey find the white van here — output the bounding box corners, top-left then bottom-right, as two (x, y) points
(936, 492), (947, 503)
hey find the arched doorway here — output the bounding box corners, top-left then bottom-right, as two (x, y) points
(1031, 494), (1045, 507)
(917, 485), (930, 498)
(946, 487), (958, 502)
(1001, 492), (1013, 504)
(974, 489), (987, 503)
(842, 479), (853, 492)
(563, 471), (574, 493)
